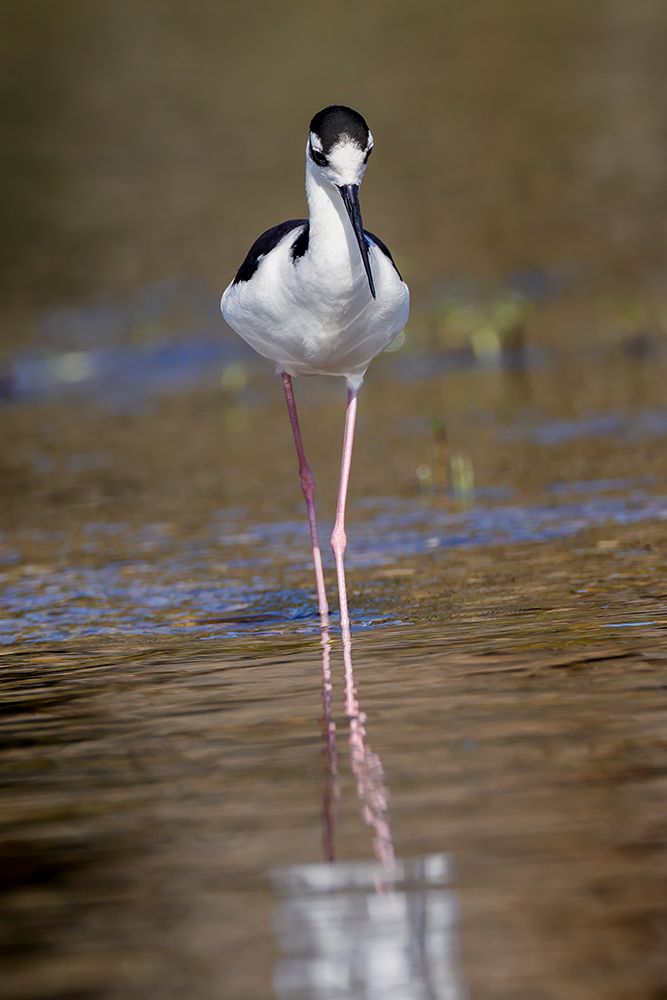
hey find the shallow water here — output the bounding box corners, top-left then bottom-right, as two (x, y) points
(3, 2), (667, 998)
(3, 342), (667, 998)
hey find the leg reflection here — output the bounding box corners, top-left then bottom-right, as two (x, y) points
(342, 620), (396, 874)
(320, 620), (395, 873)
(319, 625), (338, 864)
(274, 632), (462, 1000)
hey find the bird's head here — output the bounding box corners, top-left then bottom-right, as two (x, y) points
(306, 105), (376, 297)
(307, 105), (373, 187)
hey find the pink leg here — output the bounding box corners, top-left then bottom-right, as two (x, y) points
(281, 373), (329, 626)
(331, 388), (359, 640)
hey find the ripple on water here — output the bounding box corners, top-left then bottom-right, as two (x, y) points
(1, 482), (666, 645)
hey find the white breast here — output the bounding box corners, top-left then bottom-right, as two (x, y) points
(221, 160), (409, 387)
(222, 231), (408, 386)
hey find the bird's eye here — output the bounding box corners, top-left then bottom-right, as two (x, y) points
(310, 144), (327, 167)
(363, 145), (373, 164)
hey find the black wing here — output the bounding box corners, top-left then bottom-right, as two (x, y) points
(364, 230), (403, 281)
(233, 219), (308, 284)
(291, 223), (310, 261)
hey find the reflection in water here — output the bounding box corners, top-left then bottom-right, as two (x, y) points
(273, 626), (464, 999)
(319, 625), (338, 865)
(341, 619), (396, 877)
(320, 618), (395, 875)
(273, 855), (462, 1000)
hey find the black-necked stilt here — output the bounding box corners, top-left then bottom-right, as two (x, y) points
(221, 105), (409, 632)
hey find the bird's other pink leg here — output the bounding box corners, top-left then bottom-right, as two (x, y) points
(331, 387), (359, 639)
(281, 373), (329, 627)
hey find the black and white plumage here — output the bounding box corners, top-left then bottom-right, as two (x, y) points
(220, 106), (409, 633)
(221, 105), (409, 389)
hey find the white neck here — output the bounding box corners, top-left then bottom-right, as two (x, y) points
(305, 160), (360, 272)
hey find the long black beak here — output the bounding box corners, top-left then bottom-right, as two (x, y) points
(338, 184), (376, 299)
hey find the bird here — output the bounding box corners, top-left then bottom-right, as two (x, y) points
(221, 105), (409, 634)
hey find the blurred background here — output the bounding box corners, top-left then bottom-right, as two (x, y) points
(2, 3), (667, 999)
(2, 0), (667, 323)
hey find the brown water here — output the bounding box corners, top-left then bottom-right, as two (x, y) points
(2, 3), (667, 998)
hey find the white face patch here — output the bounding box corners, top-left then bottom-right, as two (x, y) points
(324, 137), (368, 186)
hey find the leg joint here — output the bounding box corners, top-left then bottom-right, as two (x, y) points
(331, 523), (347, 557)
